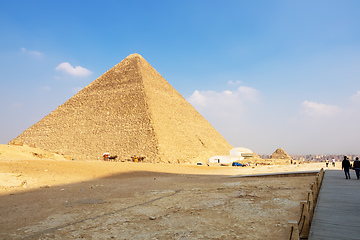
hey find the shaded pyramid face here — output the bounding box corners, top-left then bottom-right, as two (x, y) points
(10, 54), (232, 163)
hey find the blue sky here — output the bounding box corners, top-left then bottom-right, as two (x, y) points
(1, 0), (360, 155)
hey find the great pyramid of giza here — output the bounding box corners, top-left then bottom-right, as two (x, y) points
(10, 53), (232, 163)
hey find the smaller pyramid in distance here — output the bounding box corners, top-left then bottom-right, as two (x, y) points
(270, 148), (292, 160)
(10, 53), (233, 163)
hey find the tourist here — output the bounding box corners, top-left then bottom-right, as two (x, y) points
(353, 157), (360, 180)
(342, 156), (351, 179)
(326, 159), (329, 167)
(332, 158), (336, 167)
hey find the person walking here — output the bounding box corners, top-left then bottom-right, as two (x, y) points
(332, 158), (336, 167)
(353, 157), (360, 180)
(342, 156), (351, 179)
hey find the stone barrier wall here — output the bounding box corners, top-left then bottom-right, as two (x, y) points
(288, 168), (324, 240)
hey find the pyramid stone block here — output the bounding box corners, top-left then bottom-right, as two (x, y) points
(10, 54), (232, 163)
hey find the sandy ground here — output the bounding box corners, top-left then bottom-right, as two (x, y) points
(0, 144), (331, 239)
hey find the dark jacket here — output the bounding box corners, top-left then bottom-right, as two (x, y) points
(353, 160), (360, 169)
(342, 159), (351, 169)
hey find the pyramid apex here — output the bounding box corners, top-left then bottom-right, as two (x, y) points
(126, 53), (144, 59)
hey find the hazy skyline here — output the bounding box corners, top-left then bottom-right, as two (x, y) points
(1, 1), (360, 155)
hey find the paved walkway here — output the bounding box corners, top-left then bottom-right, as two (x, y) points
(308, 169), (360, 240)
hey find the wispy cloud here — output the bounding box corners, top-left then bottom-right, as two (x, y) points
(301, 100), (341, 117)
(188, 86), (260, 109)
(187, 84), (262, 151)
(227, 80), (242, 85)
(187, 90), (209, 107)
(350, 90), (360, 105)
(20, 47), (43, 57)
(55, 62), (92, 77)
(237, 86), (260, 102)
(187, 85), (261, 127)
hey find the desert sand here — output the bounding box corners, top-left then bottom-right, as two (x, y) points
(0, 144), (328, 239)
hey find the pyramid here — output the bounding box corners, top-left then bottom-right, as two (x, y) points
(270, 148), (292, 160)
(10, 53), (233, 163)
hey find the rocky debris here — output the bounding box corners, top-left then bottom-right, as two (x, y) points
(10, 54), (232, 163)
(9, 141), (23, 146)
(0, 144), (68, 161)
(32, 152), (54, 159)
(19, 180), (27, 187)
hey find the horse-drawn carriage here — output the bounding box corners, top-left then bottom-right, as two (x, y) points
(102, 153), (145, 162)
(130, 155), (146, 162)
(103, 153), (118, 162)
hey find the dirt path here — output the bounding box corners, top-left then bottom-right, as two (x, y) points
(0, 156), (323, 239)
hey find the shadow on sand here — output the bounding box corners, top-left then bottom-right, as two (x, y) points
(0, 170), (230, 239)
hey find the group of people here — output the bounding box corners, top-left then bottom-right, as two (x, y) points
(325, 158), (336, 167)
(342, 156), (360, 179)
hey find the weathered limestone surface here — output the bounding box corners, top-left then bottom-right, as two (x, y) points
(10, 54), (232, 162)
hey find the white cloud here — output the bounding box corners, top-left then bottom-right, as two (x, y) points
(301, 101), (341, 117)
(186, 85), (262, 153)
(55, 62), (92, 77)
(188, 86), (260, 113)
(350, 90), (360, 105)
(237, 86), (259, 102)
(188, 90), (207, 107)
(21, 47), (43, 57)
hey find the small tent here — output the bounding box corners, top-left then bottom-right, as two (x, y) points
(230, 147), (253, 158)
(209, 147), (254, 164)
(209, 155), (241, 164)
